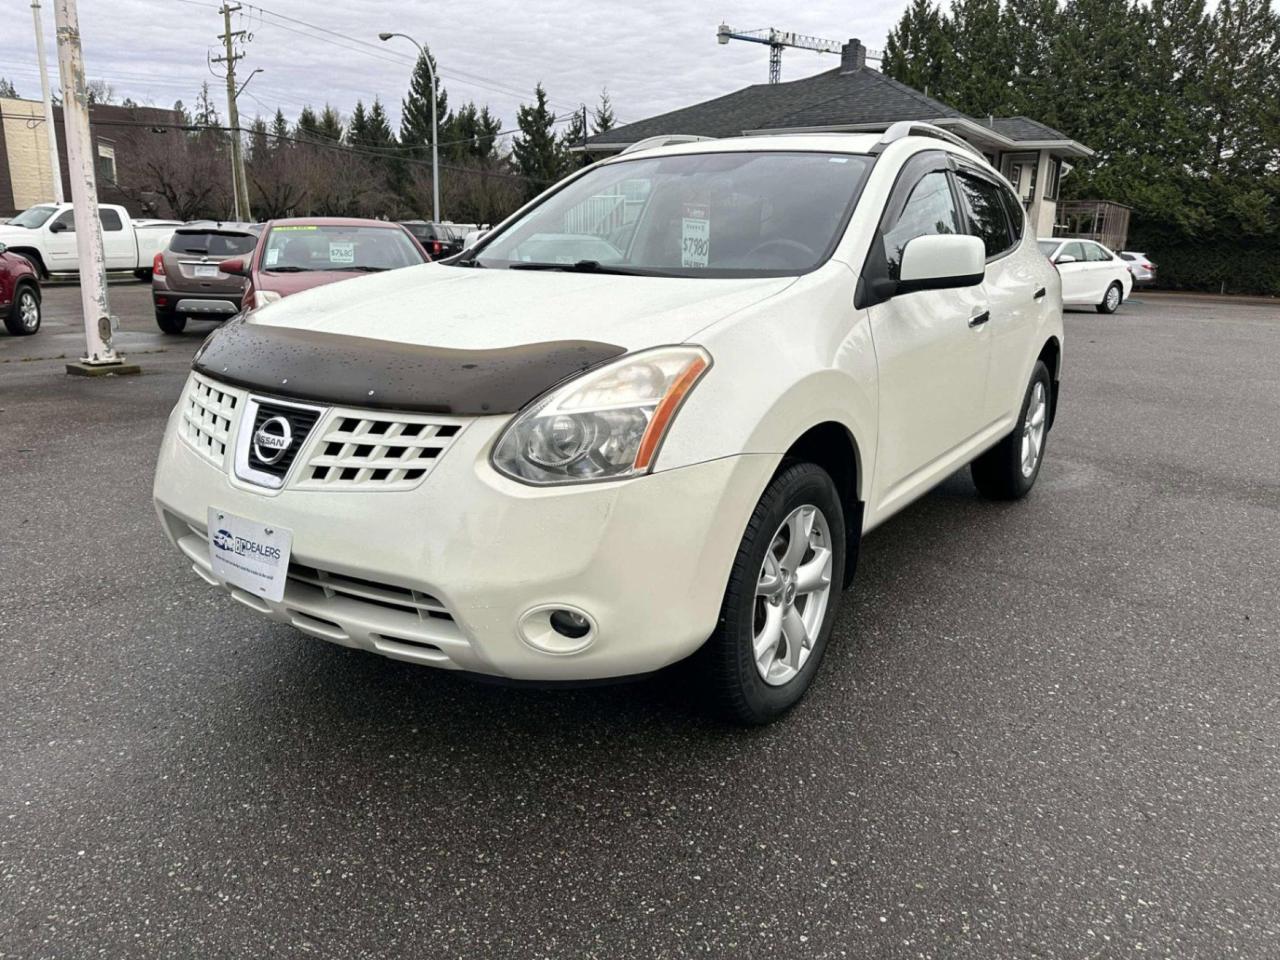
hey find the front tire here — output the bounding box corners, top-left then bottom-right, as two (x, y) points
(701, 462), (846, 725)
(971, 360), (1052, 500)
(155, 310), (186, 334)
(1096, 281), (1123, 314)
(4, 286), (41, 336)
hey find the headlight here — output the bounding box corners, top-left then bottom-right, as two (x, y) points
(492, 345), (712, 485)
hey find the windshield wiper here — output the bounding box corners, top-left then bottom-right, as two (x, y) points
(333, 265), (386, 272)
(507, 259), (647, 276)
(264, 265), (311, 273)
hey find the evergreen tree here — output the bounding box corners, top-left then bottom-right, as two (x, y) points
(400, 47), (450, 154)
(444, 102), (501, 162)
(560, 106), (589, 169)
(348, 100), (370, 146)
(271, 108), (290, 145)
(0, 78), (19, 98)
(294, 106), (320, 141)
(1203, 0), (1280, 177)
(883, 0), (949, 99)
(248, 115), (270, 162)
(194, 82), (220, 127)
(1002, 0), (1062, 121)
(513, 84), (565, 198)
(316, 104), (344, 143)
(366, 98), (396, 147)
(172, 99), (191, 127)
(591, 88), (616, 135)
(939, 0), (1016, 115)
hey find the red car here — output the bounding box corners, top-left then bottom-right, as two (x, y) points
(220, 217), (429, 310)
(0, 240), (42, 336)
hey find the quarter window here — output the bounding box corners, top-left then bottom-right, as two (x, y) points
(881, 171), (960, 280)
(956, 170), (1014, 258)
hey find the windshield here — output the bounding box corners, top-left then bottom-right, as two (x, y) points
(472, 151), (873, 277)
(171, 231), (257, 257)
(1037, 240), (1060, 256)
(261, 224), (425, 272)
(9, 206), (57, 229)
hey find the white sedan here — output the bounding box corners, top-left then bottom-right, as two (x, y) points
(154, 126), (1064, 724)
(1038, 237), (1132, 313)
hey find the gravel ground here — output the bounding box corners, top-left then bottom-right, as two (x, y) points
(1, 283), (1277, 958)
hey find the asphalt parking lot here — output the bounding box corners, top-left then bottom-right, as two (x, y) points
(2, 282), (1278, 958)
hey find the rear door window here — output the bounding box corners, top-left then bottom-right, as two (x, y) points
(1084, 243), (1113, 262)
(1060, 241), (1087, 262)
(99, 210), (123, 231)
(955, 170), (1014, 258)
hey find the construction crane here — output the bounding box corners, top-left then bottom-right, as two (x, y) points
(716, 23), (880, 84)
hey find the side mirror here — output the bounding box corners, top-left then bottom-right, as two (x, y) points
(48, 221), (66, 233)
(462, 230), (485, 251)
(1055, 254), (1077, 264)
(897, 234), (986, 294)
(219, 257), (248, 277)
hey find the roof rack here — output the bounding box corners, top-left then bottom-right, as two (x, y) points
(870, 121), (983, 158)
(619, 134), (716, 155)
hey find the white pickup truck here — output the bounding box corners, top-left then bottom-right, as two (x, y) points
(0, 203), (181, 281)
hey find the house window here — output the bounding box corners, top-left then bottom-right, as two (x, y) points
(1044, 157), (1062, 201)
(1001, 153), (1038, 206)
(96, 142), (117, 184)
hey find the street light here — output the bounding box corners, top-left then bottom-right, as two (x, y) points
(379, 31), (439, 222)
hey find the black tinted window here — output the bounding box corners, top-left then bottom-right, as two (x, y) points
(170, 231), (257, 257)
(99, 209), (122, 231)
(881, 171), (960, 280)
(956, 171), (1014, 257)
(999, 184), (1024, 244)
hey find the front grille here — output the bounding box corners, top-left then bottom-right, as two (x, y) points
(180, 373), (242, 466)
(294, 413), (465, 490)
(246, 400), (322, 481)
(286, 563), (455, 623)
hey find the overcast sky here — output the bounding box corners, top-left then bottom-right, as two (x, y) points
(2, 1), (903, 141)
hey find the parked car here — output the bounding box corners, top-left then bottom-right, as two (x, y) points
(219, 217), (428, 310)
(152, 221), (262, 334)
(154, 126), (1064, 724)
(399, 220), (475, 259)
(0, 241), (42, 336)
(1038, 237), (1132, 313)
(1119, 250), (1157, 285)
(0, 203), (180, 281)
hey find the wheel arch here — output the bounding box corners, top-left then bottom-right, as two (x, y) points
(1037, 335), (1062, 428)
(14, 276), (42, 302)
(6, 247), (48, 279)
(781, 420), (864, 588)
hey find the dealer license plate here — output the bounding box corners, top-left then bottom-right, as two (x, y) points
(207, 508), (292, 602)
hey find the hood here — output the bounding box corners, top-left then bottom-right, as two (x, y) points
(255, 269), (361, 298)
(247, 261), (796, 351)
(0, 224), (38, 244)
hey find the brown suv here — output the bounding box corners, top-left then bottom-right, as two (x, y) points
(152, 222), (261, 334)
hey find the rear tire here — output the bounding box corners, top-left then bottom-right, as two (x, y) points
(4, 286), (41, 336)
(1096, 281), (1123, 314)
(971, 360), (1052, 500)
(155, 310), (186, 334)
(700, 462), (847, 725)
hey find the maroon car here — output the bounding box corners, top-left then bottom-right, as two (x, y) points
(0, 240), (42, 336)
(220, 217), (429, 310)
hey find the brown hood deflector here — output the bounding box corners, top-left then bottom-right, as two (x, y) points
(192, 319), (627, 415)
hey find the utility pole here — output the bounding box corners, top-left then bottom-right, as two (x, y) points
(30, 1), (64, 203)
(213, 3), (251, 220)
(53, 0), (135, 374)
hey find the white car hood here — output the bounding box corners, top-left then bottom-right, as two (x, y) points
(247, 262), (795, 351)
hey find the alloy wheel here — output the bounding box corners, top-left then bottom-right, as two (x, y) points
(1021, 381), (1048, 478)
(19, 291), (39, 332)
(753, 504), (834, 686)
(1105, 285), (1121, 311)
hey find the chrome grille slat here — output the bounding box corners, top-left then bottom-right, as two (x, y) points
(180, 373), (243, 467)
(295, 412), (465, 490)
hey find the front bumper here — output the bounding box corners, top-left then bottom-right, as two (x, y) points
(153, 378), (776, 681)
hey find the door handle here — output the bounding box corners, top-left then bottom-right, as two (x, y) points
(1033, 287), (1046, 300)
(968, 311), (990, 328)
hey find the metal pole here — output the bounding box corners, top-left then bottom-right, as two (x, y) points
(30, 0), (64, 203)
(216, 3), (252, 220)
(381, 33), (440, 221)
(53, 0), (121, 366)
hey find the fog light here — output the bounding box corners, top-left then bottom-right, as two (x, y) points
(518, 604), (597, 655)
(550, 609), (590, 639)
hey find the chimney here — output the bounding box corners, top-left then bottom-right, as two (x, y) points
(841, 39), (866, 73)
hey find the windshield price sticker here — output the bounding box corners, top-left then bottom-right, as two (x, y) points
(681, 204), (710, 268)
(265, 247), (280, 266)
(329, 242), (355, 264)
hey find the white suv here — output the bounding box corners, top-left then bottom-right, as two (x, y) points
(154, 124), (1063, 724)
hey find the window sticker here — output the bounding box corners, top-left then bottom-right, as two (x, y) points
(329, 242), (355, 264)
(265, 247), (280, 266)
(681, 203), (710, 268)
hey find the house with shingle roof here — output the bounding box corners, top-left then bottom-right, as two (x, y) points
(583, 40), (1092, 238)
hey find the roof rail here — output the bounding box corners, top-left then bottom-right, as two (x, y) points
(619, 134), (715, 155)
(871, 121), (983, 158)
